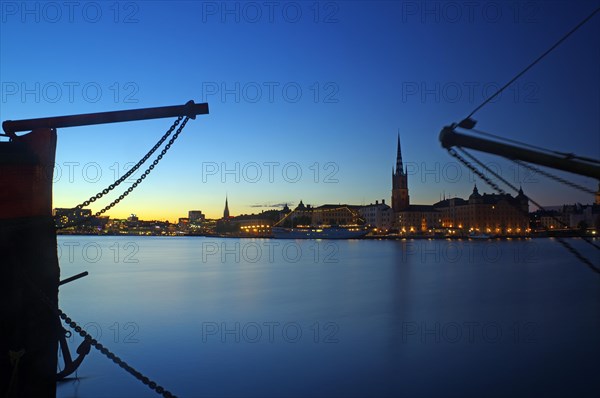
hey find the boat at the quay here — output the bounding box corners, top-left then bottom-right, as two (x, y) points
(271, 225), (369, 239)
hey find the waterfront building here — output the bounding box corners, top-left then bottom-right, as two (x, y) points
(396, 204), (439, 233)
(563, 203), (600, 229)
(358, 200), (393, 231)
(390, 135), (529, 235)
(281, 201), (364, 227)
(310, 204), (363, 225)
(237, 218), (272, 236)
(533, 203), (600, 230)
(53, 207), (92, 226)
(433, 185), (529, 234)
(178, 218), (189, 231)
(279, 204), (292, 221)
(186, 210), (206, 232)
(188, 210), (205, 222)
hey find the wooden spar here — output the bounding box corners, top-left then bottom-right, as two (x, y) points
(0, 100), (208, 397)
(2, 100), (209, 137)
(59, 272), (89, 286)
(439, 125), (600, 180)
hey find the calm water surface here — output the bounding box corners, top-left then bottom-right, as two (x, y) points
(56, 236), (600, 398)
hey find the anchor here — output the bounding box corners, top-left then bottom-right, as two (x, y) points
(56, 272), (90, 380)
(56, 325), (91, 380)
(2, 100), (208, 396)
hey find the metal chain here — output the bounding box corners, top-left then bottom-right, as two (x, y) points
(58, 310), (176, 398)
(75, 117), (183, 210)
(17, 269), (178, 397)
(43, 117), (193, 394)
(512, 159), (596, 195)
(92, 117), (190, 217)
(58, 117), (189, 229)
(447, 147), (600, 274)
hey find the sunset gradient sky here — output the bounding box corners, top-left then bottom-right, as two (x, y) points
(1, 1), (599, 221)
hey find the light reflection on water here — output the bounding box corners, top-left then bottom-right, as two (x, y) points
(56, 236), (600, 398)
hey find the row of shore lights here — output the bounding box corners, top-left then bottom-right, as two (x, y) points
(240, 225), (269, 233)
(401, 226), (529, 233)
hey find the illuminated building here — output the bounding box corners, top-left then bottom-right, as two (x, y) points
(390, 135), (529, 235)
(188, 210), (205, 222)
(358, 200), (393, 231)
(285, 201), (364, 226)
(53, 208), (92, 227)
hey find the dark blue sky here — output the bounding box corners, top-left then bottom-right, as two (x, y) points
(1, 1), (598, 220)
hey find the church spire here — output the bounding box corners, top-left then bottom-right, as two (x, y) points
(391, 133), (409, 212)
(223, 195), (230, 219)
(396, 132), (403, 175)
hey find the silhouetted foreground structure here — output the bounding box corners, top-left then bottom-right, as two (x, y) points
(1, 101), (208, 397)
(1, 128), (59, 397)
(439, 121), (600, 180)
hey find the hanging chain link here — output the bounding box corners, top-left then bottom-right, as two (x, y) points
(17, 269), (178, 397)
(92, 116), (190, 217)
(75, 117), (183, 210)
(58, 310), (176, 398)
(447, 147), (600, 274)
(58, 117), (189, 229)
(47, 116), (196, 394)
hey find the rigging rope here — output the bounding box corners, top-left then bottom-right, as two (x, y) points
(470, 128), (570, 157)
(466, 7), (600, 120)
(511, 159), (597, 195)
(445, 7), (600, 273)
(457, 148), (600, 249)
(468, 128), (600, 166)
(447, 147), (600, 274)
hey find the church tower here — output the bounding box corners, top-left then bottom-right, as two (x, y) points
(392, 134), (409, 212)
(223, 196), (230, 219)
